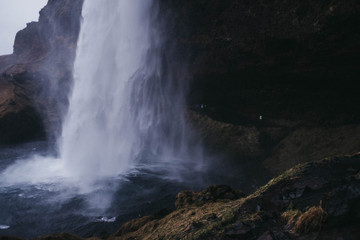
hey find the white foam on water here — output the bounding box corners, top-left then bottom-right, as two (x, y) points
(0, 225), (10, 230)
(95, 216), (117, 223)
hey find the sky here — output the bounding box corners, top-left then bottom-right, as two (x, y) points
(0, 0), (47, 55)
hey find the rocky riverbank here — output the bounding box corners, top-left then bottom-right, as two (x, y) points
(2, 153), (358, 239)
(110, 154), (360, 240)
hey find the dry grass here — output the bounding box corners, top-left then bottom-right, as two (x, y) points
(293, 206), (327, 234)
(281, 209), (302, 225)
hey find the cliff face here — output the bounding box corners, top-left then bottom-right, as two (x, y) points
(0, 0), (83, 145)
(159, 0), (360, 174)
(165, 0), (360, 124)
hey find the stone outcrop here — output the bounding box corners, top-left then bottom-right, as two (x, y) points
(17, 154), (358, 239)
(175, 184), (245, 209)
(109, 154), (360, 239)
(189, 110), (360, 175)
(0, 0), (84, 145)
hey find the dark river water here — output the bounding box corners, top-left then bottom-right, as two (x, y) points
(0, 142), (265, 239)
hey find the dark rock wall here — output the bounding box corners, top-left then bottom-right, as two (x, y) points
(157, 0), (360, 175)
(162, 0), (360, 124)
(0, 0), (84, 145)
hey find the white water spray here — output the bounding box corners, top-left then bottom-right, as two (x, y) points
(60, 0), (154, 182)
(1, 0), (203, 191)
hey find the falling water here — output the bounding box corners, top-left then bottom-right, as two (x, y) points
(1, 0), (203, 190)
(60, 0), (202, 183)
(0, 1), (206, 236)
(60, 0), (152, 182)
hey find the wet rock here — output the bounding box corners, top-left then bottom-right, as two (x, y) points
(175, 184), (245, 209)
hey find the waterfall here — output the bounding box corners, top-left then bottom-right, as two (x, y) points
(1, 0), (203, 190)
(60, 0), (153, 181)
(60, 0), (202, 182)
(0, 2), (207, 234)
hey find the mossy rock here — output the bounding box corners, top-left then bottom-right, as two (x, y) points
(175, 185), (245, 209)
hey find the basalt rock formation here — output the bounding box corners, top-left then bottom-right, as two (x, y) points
(0, 0), (84, 145)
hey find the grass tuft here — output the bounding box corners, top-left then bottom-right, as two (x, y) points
(294, 206), (327, 234)
(281, 209), (302, 225)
